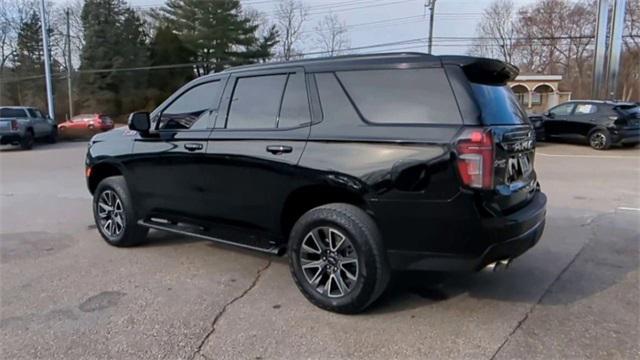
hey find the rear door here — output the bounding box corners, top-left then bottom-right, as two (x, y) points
(570, 102), (599, 137)
(204, 68), (311, 247)
(127, 77), (226, 222)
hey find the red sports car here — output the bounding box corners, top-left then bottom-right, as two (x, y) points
(58, 114), (114, 137)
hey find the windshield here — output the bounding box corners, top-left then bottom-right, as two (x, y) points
(0, 108), (28, 118)
(470, 83), (528, 125)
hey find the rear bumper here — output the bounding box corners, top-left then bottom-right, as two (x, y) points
(611, 128), (640, 145)
(0, 133), (23, 144)
(387, 191), (547, 272)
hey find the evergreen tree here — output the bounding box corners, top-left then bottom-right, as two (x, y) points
(13, 10), (48, 109)
(147, 24), (195, 107)
(78, 0), (148, 115)
(160, 0), (277, 74)
(14, 11), (43, 72)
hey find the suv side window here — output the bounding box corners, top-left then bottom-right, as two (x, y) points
(278, 73), (311, 128)
(574, 103), (597, 115)
(549, 103), (575, 116)
(158, 80), (222, 130)
(226, 74), (288, 129)
(336, 68), (462, 125)
(314, 72), (361, 126)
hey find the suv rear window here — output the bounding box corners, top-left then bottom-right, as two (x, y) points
(470, 83), (528, 125)
(0, 108), (28, 118)
(336, 68), (461, 125)
(616, 104), (640, 119)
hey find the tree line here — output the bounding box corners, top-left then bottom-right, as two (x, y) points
(0, 0), (350, 121)
(471, 0), (639, 100)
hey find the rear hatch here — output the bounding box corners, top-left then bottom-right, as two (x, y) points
(457, 61), (538, 214)
(614, 104), (640, 128)
(0, 108), (28, 132)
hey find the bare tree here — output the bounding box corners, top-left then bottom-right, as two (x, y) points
(621, 0), (639, 100)
(314, 12), (350, 56)
(0, 0), (36, 72)
(274, 0), (307, 60)
(470, 0), (518, 64)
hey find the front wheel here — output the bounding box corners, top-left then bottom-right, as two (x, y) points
(589, 129), (611, 150)
(93, 176), (148, 247)
(288, 203), (390, 314)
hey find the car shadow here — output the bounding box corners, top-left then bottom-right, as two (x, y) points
(368, 211), (638, 314)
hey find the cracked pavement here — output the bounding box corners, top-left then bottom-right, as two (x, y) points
(1, 141), (638, 359)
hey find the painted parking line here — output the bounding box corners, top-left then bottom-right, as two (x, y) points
(537, 152), (639, 160)
(617, 207), (640, 211)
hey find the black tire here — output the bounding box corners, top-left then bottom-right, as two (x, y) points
(288, 203), (390, 314)
(20, 130), (34, 150)
(588, 129), (611, 150)
(93, 176), (148, 247)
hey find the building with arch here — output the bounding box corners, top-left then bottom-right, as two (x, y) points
(508, 75), (572, 114)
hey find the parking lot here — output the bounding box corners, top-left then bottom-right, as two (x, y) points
(0, 141), (638, 359)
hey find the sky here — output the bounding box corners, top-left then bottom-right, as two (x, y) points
(52, 0), (539, 56)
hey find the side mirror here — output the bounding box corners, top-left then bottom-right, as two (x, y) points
(544, 111), (554, 118)
(128, 112), (150, 133)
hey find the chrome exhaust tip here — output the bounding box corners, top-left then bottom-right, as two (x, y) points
(484, 259), (512, 272)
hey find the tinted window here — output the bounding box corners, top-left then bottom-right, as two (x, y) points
(0, 108), (28, 118)
(549, 103), (575, 116)
(337, 68), (462, 124)
(278, 73), (311, 128)
(315, 73), (361, 126)
(227, 75), (287, 129)
(26, 109), (38, 117)
(616, 105), (640, 119)
(470, 84), (527, 125)
(159, 80), (221, 130)
(574, 103), (597, 115)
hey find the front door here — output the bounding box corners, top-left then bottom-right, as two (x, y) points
(203, 68), (312, 248)
(545, 102), (575, 137)
(126, 77), (227, 223)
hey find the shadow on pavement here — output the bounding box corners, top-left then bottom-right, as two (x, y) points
(369, 211), (638, 314)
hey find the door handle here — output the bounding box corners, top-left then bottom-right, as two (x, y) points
(184, 143), (204, 152)
(266, 145), (293, 155)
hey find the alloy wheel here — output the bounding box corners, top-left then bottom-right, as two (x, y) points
(299, 226), (359, 298)
(590, 132), (607, 149)
(97, 190), (125, 238)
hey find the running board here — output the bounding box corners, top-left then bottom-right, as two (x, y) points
(138, 220), (284, 255)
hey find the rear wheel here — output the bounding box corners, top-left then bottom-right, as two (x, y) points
(589, 129), (611, 150)
(93, 176), (148, 247)
(288, 203), (390, 314)
(20, 130), (34, 150)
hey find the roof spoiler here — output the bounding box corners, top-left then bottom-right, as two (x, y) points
(441, 56), (519, 85)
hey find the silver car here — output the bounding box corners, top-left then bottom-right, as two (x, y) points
(0, 106), (57, 149)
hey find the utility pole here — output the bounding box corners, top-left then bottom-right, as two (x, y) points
(592, 0), (609, 99)
(39, 0), (55, 120)
(606, 0), (627, 99)
(425, 0), (437, 54)
(65, 8), (73, 118)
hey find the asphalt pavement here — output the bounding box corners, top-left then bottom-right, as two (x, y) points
(0, 140), (638, 360)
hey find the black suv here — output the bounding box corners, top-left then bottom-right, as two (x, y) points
(530, 100), (640, 150)
(86, 53), (547, 313)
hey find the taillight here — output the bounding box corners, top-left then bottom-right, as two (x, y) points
(456, 128), (494, 189)
(10, 120), (18, 131)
